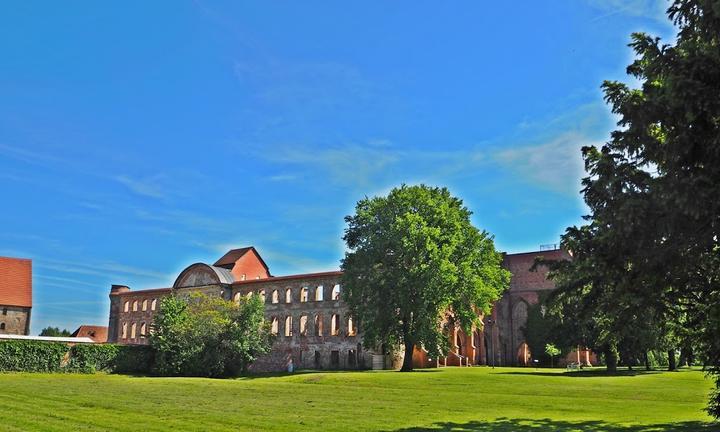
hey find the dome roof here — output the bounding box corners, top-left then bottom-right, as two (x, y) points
(173, 263), (235, 288)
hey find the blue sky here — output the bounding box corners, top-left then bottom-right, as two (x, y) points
(1, 1), (675, 333)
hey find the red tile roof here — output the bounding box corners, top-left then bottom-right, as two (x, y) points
(0, 256), (32, 308)
(71, 325), (108, 343)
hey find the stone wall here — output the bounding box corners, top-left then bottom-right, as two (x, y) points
(0, 305), (31, 335)
(231, 273), (370, 371)
(108, 273), (373, 372)
(108, 286), (170, 345)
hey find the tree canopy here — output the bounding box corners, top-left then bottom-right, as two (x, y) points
(150, 292), (271, 377)
(542, 0), (720, 417)
(341, 184), (509, 371)
(39, 327), (71, 337)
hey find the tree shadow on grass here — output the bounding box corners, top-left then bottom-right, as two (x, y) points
(390, 417), (716, 431)
(498, 369), (665, 378)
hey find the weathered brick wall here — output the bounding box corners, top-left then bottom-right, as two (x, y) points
(107, 275), (373, 372)
(233, 274), (370, 372)
(229, 249), (270, 281)
(108, 287), (171, 344)
(0, 305), (30, 335)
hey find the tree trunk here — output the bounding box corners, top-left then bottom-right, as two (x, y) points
(400, 340), (414, 372)
(668, 349), (677, 371)
(679, 347), (688, 367)
(605, 345), (618, 373)
(644, 352), (651, 371)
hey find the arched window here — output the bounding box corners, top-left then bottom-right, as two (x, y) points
(132, 300), (138, 312)
(130, 323), (137, 339)
(2, 307), (6, 315)
(140, 322), (147, 338)
(285, 316), (293, 337)
(151, 299), (157, 311)
(332, 284), (340, 300)
(300, 287), (309, 302)
(271, 290), (279, 304)
(258, 289), (266, 303)
(285, 288), (292, 303)
(0, 323), (5, 330)
(142, 299), (148, 311)
(299, 315), (308, 336)
(271, 317), (279, 335)
(347, 316), (356, 336)
(121, 322), (127, 339)
(314, 314), (323, 336)
(233, 292), (241, 303)
(315, 285), (324, 301)
(331, 314), (339, 336)
(123, 301), (129, 313)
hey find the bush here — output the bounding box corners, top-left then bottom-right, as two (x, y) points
(0, 341), (153, 374)
(114, 345), (153, 374)
(0, 340), (67, 372)
(66, 344), (120, 373)
(151, 293), (271, 377)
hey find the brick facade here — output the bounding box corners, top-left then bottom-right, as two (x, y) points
(107, 246), (591, 371)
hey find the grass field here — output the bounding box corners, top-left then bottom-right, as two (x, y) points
(0, 367), (715, 431)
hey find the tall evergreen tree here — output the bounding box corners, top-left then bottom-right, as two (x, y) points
(545, 0), (720, 417)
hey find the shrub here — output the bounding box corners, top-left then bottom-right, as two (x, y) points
(151, 293), (271, 377)
(0, 340), (67, 372)
(0, 341), (153, 374)
(66, 344), (120, 373)
(114, 345), (153, 374)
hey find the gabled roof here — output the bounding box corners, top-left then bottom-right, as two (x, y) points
(71, 325), (108, 343)
(0, 256), (32, 308)
(213, 247), (270, 273)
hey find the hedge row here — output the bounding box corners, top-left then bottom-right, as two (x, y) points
(0, 340), (153, 374)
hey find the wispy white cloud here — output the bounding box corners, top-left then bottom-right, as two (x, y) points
(493, 132), (598, 196)
(35, 257), (170, 282)
(586, 0), (669, 23)
(114, 174), (167, 199)
(267, 174), (298, 182)
(0, 143), (67, 166)
(264, 143), (401, 188)
(250, 139), (490, 192)
(234, 60), (374, 111)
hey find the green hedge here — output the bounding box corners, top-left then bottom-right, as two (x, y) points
(0, 340), (67, 372)
(0, 341), (152, 374)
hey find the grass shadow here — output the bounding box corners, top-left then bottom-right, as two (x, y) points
(498, 369), (665, 378)
(390, 417), (716, 431)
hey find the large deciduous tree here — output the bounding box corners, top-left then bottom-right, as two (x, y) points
(341, 184), (509, 371)
(544, 0), (720, 417)
(151, 292), (271, 377)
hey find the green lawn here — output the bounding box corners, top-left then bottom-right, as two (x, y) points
(0, 367), (715, 431)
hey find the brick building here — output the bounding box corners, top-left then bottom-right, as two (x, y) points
(107, 246), (593, 371)
(0, 256), (32, 335)
(71, 325), (108, 343)
(487, 248), (594, 367)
